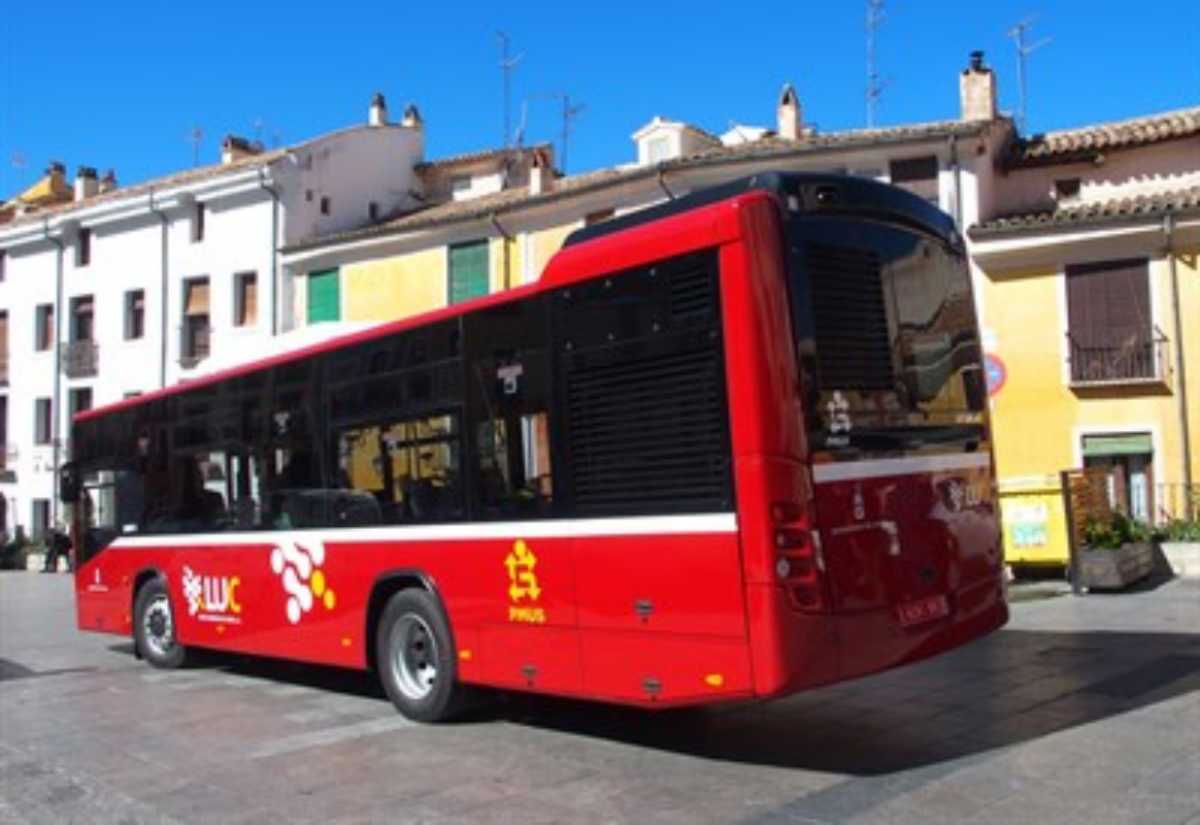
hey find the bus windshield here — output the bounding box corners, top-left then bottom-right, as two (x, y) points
(786, 214), (987, 460)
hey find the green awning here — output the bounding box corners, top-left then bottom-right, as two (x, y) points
(1082, 433), (1152, 457)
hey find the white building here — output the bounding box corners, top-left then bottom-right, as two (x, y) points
(0, 94), (427, 538)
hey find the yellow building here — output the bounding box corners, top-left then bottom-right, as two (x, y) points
(969, 108), (1200, 565)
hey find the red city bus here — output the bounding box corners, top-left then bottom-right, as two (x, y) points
(67, 172), (1006, 722)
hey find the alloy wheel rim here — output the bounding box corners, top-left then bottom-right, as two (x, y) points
(143, 595), (174, 658)
(391, 614), (438, 700)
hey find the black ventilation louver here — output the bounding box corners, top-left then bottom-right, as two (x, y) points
(554, 250), (732, 516)
(806, 242), (894, 390)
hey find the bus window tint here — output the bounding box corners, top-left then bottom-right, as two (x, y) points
(336, 414), (462, 524)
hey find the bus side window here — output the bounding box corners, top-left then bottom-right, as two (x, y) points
(335, 414), (462, 525)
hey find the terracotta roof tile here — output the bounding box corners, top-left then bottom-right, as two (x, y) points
(414, 144), (551, 171)
(969, 184), (1200, 238)
(1010, 106), (1200, 167)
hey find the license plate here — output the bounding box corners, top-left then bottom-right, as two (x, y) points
(897, 594), (950, 627)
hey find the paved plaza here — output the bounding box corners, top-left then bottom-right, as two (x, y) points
(0, 571), (1197, 824)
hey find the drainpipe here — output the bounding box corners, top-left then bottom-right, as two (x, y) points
(656, 166), (676, 200)
(41, 219), (64, 530)
(948, 135), (964, 229)
(1165, 212), (1193, 518)
(148, 190), (169, 389)
(257, 168), (281, 335)
(489, 213), (513, 290)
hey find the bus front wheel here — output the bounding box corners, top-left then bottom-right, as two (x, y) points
(376, 589), (465, 722)
(133, 578), (187, 669)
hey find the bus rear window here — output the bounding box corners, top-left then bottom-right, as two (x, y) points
(787, 216), (986, 458)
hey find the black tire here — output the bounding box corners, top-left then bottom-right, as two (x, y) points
(133, 577), (187, 669)
(376, 588), (465, 722)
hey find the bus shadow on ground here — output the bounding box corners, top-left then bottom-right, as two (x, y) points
(483, 627), (1200, 775)
(113, 625), (1200, 776)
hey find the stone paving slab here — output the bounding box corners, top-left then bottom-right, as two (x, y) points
(0, 571), (1198, 824)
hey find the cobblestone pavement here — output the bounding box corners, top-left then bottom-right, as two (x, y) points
(1, 572), (1197, 825)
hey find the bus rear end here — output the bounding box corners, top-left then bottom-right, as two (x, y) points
(729, 174), (1007, 697)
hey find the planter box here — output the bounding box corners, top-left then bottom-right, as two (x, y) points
(1159, 542), (1200, 578)
(1078, 541), (1155, 590)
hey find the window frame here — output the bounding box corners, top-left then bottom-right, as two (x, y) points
(234, 271), (258, 327)
(125, 289), (146, 340)
(34, 397), (52, 445)
(34, 304), (54, 352)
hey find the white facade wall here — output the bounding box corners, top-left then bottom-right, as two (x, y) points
(0, 123), (424, 539)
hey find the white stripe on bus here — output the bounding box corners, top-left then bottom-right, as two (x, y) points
(811, 452), (991, 484)
(108, 512), (739, 549)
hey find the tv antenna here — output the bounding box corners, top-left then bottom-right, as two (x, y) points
(537, 92), (586, 174)
(865, 0), (889, 127)
(497, 31), (524, 148)
(1008, 16), (1051, 133)
(186, 126), (205, 167)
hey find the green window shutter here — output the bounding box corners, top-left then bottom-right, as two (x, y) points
(307, 268), (340, 323)
(1082, 433), (1152, 457)
(448, 241), (489, 304)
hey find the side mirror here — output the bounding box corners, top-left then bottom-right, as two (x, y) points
(59, 464), (80, 504)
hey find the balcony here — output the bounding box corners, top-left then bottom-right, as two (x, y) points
(62, 340), (99, 378)
(178, 322), (211, 370)
(1068, 326), (1171, 388)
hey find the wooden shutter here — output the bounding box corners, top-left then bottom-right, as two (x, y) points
(239, 273), (258, 325)
(1066, 259), (1150, 347)
(307, 269), (340, 323)
(0, 312), (8, 361)
(184, 279), (210, 316)
(449, 241), (489, 304)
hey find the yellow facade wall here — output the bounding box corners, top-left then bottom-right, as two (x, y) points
(341, 248), (447, 322)
(530, 224), (576, 283)
(981, 246), (1200, 564)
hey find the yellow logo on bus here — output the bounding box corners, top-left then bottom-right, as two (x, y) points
(505, 539), (545, 624)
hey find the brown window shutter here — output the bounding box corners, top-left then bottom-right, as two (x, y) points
(0, 313), (8, 360)
(243, 275), (258, 324)
(184, 280), (210, 316)
(1066, 258), (1150, 346)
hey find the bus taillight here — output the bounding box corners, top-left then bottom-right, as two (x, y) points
(771, 503), (830, 613)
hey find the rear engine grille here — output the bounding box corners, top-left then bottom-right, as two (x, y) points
(806, 242), (894, 390)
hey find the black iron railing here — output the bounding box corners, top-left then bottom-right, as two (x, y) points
(1067, 326), (1169, 386)
(62, 340), (99, 378)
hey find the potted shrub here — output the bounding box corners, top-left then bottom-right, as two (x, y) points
(1078, 513), (1155, 590)
(1155, 519), (1200, 578)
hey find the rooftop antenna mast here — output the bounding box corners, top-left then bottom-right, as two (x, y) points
(497, 31), (523, 148)
(186, 126), (205, 167)
(538, 92), (586, 174)
(865, 0), (888, 127)
(1008, 16), (1051, 134)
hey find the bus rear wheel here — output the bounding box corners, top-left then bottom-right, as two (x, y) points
(134, 578), (187, 669)
(376, 589), (465, 722)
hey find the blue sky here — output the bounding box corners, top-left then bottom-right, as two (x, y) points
(2, 1), (1197, 195)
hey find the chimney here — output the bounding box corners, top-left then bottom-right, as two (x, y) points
(529, 148), (553, 195)
(777, 83), (802, 141)
(221, 134), (260, 164)
(369, 92), (388, 127)
(74, 166), (99, 201)
(401, 103), (423, 130)
(47, 161), (66, 187)
(99, 169), (118, 193)
(960, 50), (997, 122)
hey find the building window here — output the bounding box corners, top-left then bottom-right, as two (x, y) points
(32, 499), (50, 541)
(305, 189), (314, 202)
(0, 311), (8, 385)
(234, 271), (258, 327)
(584, 209), (615, 226)
(0, 396), (7, 469)
(320, 196), (331, 215)
(888, 156), (940, 204)
(646, 136), (671, 164)
(35, 304), (54, 352)
(0, 250), (6, 282)
(123, 391), (142, 399)
(125, 290), (145, 339)
(76, 228), (92, 267)
(368, 201), (379, 222)
(1055, 178), (1082, 200)
(70, 295), (94, 342)
(181, 277), (211, 365)
(1082, 433), (1154, 522)
(448, 240), (489, 304)
(1066, 258), (1158, 383)
(450, 176), (472, 194)
(306, 269), (340, 324)
(191, 202), (206, 243)
(34, 398), (52, 444)
(69, 387), (93, 417)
